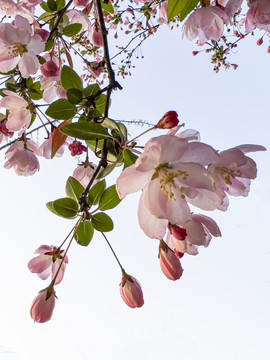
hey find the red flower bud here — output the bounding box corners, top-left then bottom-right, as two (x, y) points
(168, 223), (187, 240)
(120, 273), (144, 308)
(159, 241), (183, 281)
(156, 111), (179, 129)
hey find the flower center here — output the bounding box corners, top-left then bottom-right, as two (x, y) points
(153, 163), (188, 199)
(218, 167), (242, 185)
(9, 43), (27, 57)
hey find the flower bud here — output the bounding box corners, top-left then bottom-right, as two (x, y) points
(159, 241), (183, 281)
(72, 0), (89, 7)
(92, 22), (103, 47)
(257, 37), (263, 46)
(40, 60), (60, 79)
(120, 273), (144, 308)
(156, 111), (179, 129)
(30, 286), (56, 323)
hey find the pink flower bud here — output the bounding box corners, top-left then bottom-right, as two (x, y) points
(30, 286), (56, 323)
(120, 273), (144, 308)
(72, 0), (89, 7)
(156, 111), (179, 129)
(159, 241), (183, 281)
(257, 37), (263, 46)
(91, 22), (103, 47)
(35, 29), (50, 42)
(40, 60), (60, 79)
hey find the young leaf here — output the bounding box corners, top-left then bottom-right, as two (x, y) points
(98, 185), (121, 211)
(75, 221), (94, 246)
(167, 0), (198, 22)
(56, 0), (65, 10)
(46, 99), (76, 120)
(47, 198), (78, 219)
(91, 212), (114, 232)
(179, 0), (199, 21)
(88, 180), (106, 206)
(51, 120), (70, 158)
(95, 95), (107, 115)
(61, 65), (83, 91)
(66, 176), (84, 202)
(63, 23), (82, 37)
(60, 122), (110, 140)
(47, 0), (57, 11)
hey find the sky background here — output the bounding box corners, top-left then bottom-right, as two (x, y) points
(0, 22), (269, 360)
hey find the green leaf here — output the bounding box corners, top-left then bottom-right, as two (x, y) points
(28, 88), (43, 100)
(40, 2), (51, 12)
(98, 185), (121, 211)
(88, 180), (106, 206)
(91, 212), (113, 232)
(84, 84), (100, 97)
(95, 95), (107, 115)
(179, 0), (199, 21)
(47, 0), (57, 11)
(47, 198), (78, 219)
(67, 88), (83, 104)
(46, 99), (76, 120)
(86, 109), (102, 120)
(86, 139), (122, 163)
(167, 0), (198, 22)
(56, 0), (65, 10)
(44, 38), (54, 52)
(63, 23), (82, 37)
(61, 122), (110, 140)
(38, 12), (55, 22)
(61, 65), (83, 91)
(123, 149), (138, 168)
(101, 0), (114, 14)
(65, 176), (84, 202)
(74, 221), (94, 246)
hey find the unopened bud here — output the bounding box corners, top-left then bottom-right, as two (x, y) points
(257, 37), (263, 46)
(192, 51), (199, 56)
(168, 223), (187, 240)
(156, 111), (179, 129)
(120, 273), (144, 308)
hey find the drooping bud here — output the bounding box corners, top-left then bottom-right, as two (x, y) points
(257, 37), (263, 46)
(92, 22), (103, 47)
(40, 60), (60, 79)
(68, 140), (87, 156)
(156, 111), (179, 129)
(120, 273), (144, 308)
(159, 241), (183, 281)
(30, 285), (56, 323)
(168, 223), (187, 240)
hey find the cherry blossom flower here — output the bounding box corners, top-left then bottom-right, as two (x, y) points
(224, 0), (244, 23)
(40, 60), (60, 79)
(30, 285), (56, 323)
(159, 241), (183, 281)
(117, 133), (222, 227)
(157, 1), (168, 25)
(28, 245), (68, 285)
(73, 162), (97, 188)
(4, 139), (42, 176)
(0, 90), (32, 133)
(208, 144), (266, 209)
(183, 6), (228, 42)
(120, 273), (144, 308)
(246, 0), (270, 33)
(88, 61), (103, 78)
(0, 15), (45, 77)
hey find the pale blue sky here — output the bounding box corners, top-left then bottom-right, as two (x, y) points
(0, 24), (269, 360)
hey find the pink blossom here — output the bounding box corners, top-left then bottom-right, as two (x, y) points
(246, 0), (270, 33)
(0, 0), (18, 16)
(183, 6), (228, 42)
(0, 90), (32, 133)
(159, 241), (183, 281)
(66, 10), (92, 37)
(40, 78), (66, 103)
(158, 1), (168, 24)
(208, 144), (266, 209)
(73, 162), (97, 188)
(72, 0), (89, 7)
(120, 273), (144, 308)
(28, 245), (68, 285)
(224, 0), (244, 23)
(0, 15), (45, 77)
(30, 286), (56, 323)
(117, 133), (223, 228)
(88, 61), (103, 78)
(4, 139), (42, 176)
